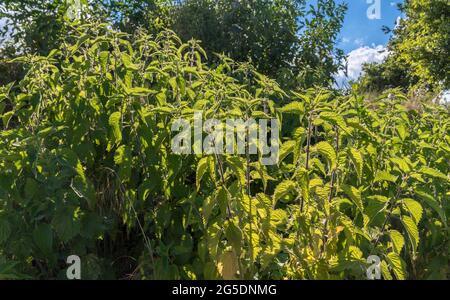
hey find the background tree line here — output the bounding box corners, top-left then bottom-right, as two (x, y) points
(0, 0), (347, 90)
(0, 0), (448, 100)
(358, 0), (449, 99)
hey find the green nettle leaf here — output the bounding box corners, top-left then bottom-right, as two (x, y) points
(109, 112), (122, 145)
(349, 148), (363, 180)
(0, 219), (11, 244)
(279, 140), (296, 163)
(418, 166), (448, 181)
(312, 141), (337, 170)
(124, 86), (157, 97)
(386, 252), (407, 280)
(2, 111), (13, 127)
(114, 145), (132, 181)
(196, 157), (209, 191)
(114, 145), (127, 165)
(390, 157), (411, 174)
(365, 195), (388, 223)
(99, 51), (109, 70)
(52, 208), (81, 242)
(273, 180), (296, 203)
(32, 224), (53, 255)
(396, 124), (407, 141)
(121, 53), (139, 71)
(402, 199), (423, 224)
(374, 170), (398, 183)
(270, 209), (287, 227)
(415, 189), (446, 225)
(401, 216), (420, 255)
(226, 157), (246, 187)
(71, 175), (96, 208)
(279, 101), (304, 114)
(381, 260), (393, 280)
(342, 185), (363, 212)
(319, 111), (349, 133)
(225, 221), (243, 255)
(389, 230), (405, 254)
(215, 186), (228, 214)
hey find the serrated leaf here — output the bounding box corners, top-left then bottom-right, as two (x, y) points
(99, 51), (109, 70)
(52, 208), (81, 243)
(33, 224), (53, 255)
(389, 230), (405, 254)
(279, 140), (296, 163)
(225, 221), (242, 255)
(313, 141), (337, 170)
(415, 189), (446, 226)
(397, 124), (407, 141)
(402, 199), (423, 224)
(419, 166), (448, 181)
(226, 156), (246, 187)
(342, 185), (363, 212)
(319, 111), (350, 133)
(2, 111), (13, 128)
(108, 112), (122, 145)
(270, 209), (287, 226)
(279, 101), (304, 114)
(386, 252), (407, 280)
(374, 170), (398, 183)
(380, 260), (393, 280)
(196, 157), (209, 191)
(390, 157), (411, 174)
(217, 251), (239, 280)
(273, 180), (296, 203)
(401, 216), (419, 255)
(349, 148), (363, 180)
(125, 86), (157, 96)
(121, 53), (139, 71)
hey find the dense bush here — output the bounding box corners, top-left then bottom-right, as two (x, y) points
(0, 24), (448, 279)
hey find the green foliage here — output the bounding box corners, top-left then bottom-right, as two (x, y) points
(0, 23), (449, 280)
(170, 0), (347, 89)
(359, 0), (450, 93)
(0, 0), (346, 90)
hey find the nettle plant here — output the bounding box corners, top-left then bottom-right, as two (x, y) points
(0, 23), (448, 280)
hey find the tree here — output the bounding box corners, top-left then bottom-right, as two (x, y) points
(0, 0), (347, 89)
(170, 0), (347, 89)
(359, 0), (450, 93)
(0, 0), (170, 56)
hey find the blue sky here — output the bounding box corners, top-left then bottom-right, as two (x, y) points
(336, 0), (403, 53)
(329, 0), (404, 86)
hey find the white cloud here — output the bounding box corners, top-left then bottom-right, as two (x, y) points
(440, 90), (450, 104)
(335, 45), (389, 88)
(353, 38), (365, 47)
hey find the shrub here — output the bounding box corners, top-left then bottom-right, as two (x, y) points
(0, 23), (448, 279)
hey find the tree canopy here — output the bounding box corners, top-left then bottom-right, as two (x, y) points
(0, 0), (346, 89)
(359, 0), (450, 94)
